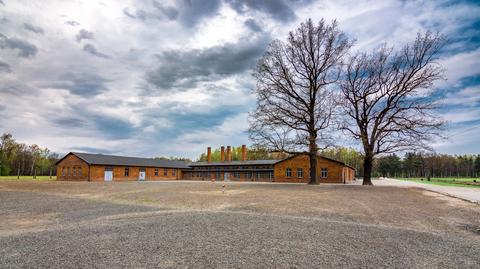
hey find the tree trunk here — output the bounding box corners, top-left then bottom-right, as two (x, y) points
(363, 154), (373, 185)
(308, 130), (318, 184)
(30, 160), (35, 177)
(309, 153), (318, 184)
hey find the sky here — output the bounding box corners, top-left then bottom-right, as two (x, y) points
(0, 0), (479, 160)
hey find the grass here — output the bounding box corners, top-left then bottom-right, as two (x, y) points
(396, 177), (480, 188)
(0, 176), (56, 181)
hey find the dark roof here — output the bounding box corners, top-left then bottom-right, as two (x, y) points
(56, 152), (191, 169)
(56, 152), (355, 170)
(188, 155), (355, 170)
(188, 159), (280, 166)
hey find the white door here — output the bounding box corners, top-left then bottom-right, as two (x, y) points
(224, 173), (230, 181)
(139, 171), (146, 181)
(104, 171), (113, 181)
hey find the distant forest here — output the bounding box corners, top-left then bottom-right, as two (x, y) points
(197, 146), (290, 162)
(0, 133), (59, 177)
(321, 148), (480, 178)
(2, 133), (479, 178)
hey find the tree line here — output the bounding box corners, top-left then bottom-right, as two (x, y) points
(0, 133), (59, 178)
(376, 152), (480, 178)
(197, 146), (289, 162)
(321, 147), (480, 178)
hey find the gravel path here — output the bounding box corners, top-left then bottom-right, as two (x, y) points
(1, 181), (479, 268)
(374, 178), (480, 204)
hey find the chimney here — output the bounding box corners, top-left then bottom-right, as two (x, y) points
(220, 146), (225, 162)
(241, 145), (247, 161)
(226, 146), (232, 162)
(207, 147), (211, 163)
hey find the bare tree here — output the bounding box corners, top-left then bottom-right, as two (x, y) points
(249, 19), (352, 184)
(340, 32), (446, 185)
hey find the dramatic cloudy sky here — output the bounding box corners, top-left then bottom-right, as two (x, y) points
(0, 0), (479, 159)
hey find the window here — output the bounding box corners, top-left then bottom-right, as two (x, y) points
(154, 168), (159, 176)
(297, 168), (303, 178)
(67, 167), (70, 177)
(125, 167), (129, 177)
(164, 168), (168, 176)
(321, 168), (328, 178)
(269, 172), (273, 181)
(216, 172), (221, 179)
(73, 167), (76, 177)
(286, 168), (292, 178)
(78, 167), (82, 177)
(246, 172), (252, 179)
(256, 172), (261, 180)
(62, 167), (66, 176)
(234, 172), (240, 179)
(172, 169), (176, 176)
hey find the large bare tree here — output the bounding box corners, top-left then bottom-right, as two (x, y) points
(249, 19), (352, 184)
(340, 32), (446, 185)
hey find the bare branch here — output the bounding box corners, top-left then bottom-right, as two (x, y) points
(249, 19), (353, 184)
(340, 31), (446, 185)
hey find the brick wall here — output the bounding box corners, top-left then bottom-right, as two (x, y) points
(273, 155), (355, 183)
(56, 154), (89, 181)
(88, 165), (181, 181)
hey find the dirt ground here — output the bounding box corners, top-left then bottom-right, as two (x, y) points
(1, 180), (479, 268)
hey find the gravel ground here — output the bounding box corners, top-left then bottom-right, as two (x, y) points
(374, 178), (480, 203)
(1, 181), (479, 268)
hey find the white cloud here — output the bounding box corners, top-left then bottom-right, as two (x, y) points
(444, 85), (480, 106)
(0, 0), (479, 158)
(440, 48), (480, 86)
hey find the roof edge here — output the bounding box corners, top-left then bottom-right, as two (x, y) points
(55, 152), (91, 166)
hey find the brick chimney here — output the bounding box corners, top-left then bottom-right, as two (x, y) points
(207, 147), (211, 163)
(241, 145), (247, 161)
(220, 146), (225, 162)
(226, 146), (232, 162)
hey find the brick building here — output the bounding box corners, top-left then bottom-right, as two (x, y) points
(56, 152), (189, 181)
(56, 145), (355, 183)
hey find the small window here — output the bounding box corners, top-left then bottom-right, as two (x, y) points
(172, 169), (176, 176)
(297, 168), (303, 178)
(73, 167), (76, 177)
(246, 172), (252, 179)
(269, 172), (273, 181)
(286, 168), (292, 178)
(67, 167), (70, 177)
(125, 167), (129, 177)
(78, 167), (82, 177)
(164, 168), (168, 176)
(256, 172), (261, 179)
(62, 167), (66, 176)
(216, 172), (221, 179)
(234, 172), (240, 178)
(154, 168), (159, 176)
(321, 168), (328, 178)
